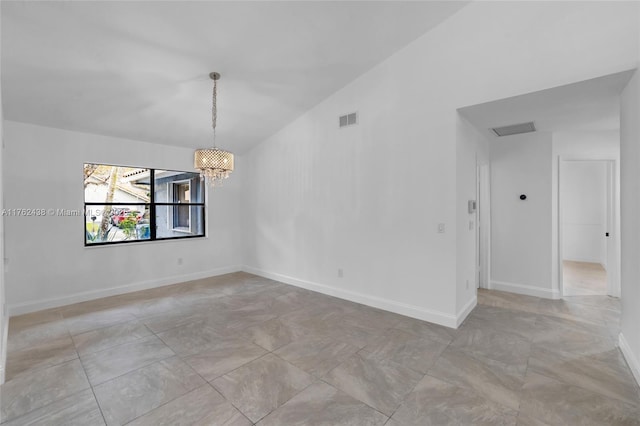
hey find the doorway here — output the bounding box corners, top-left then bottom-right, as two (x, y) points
(559, 159), (617, 297)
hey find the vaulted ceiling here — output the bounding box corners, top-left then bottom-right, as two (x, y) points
(1, 1), (468, 153)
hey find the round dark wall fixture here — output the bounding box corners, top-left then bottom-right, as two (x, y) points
(520, 194), (527, 200)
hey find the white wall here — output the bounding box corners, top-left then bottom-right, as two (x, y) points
(242, 1), (638, 327)
(3, 121), (244, 314)
(620, 70), (640, 386)
(456, 114), (489, 317)
(554, 131), (620, 159)
(561, 161), (607, 265)
(489, 132), (555, 298)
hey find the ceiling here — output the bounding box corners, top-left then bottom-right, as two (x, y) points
(459, 70), (636, 139)
(1, 1), (468, 153)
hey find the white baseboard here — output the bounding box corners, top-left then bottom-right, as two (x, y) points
(563, 257), (606, 268)
(456, 296), (477, 328)
(489, 280), (560, 299)
(242, 265), (465, 329)
(8, 265), (242, 316)
(619, 332), (640, 387)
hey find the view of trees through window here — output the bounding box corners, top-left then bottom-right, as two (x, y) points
(84, 164), (205, 245)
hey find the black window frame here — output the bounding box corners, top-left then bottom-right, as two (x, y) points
(84, 166), (206, 247)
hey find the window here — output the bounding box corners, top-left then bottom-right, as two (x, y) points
(84, 164), (205, 245)
(172, 181), (191, 230)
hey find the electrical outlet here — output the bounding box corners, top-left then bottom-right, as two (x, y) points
(338, 268), (344, 278)
(438, 223), (445, 233)
(177, 257), (183, 265)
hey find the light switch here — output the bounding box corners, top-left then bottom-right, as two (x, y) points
(438, 223), (445, 233)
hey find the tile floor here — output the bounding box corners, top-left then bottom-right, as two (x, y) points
(1, 272), (639, 425)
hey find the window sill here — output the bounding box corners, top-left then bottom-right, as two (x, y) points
(84, 235), (207, 249)
(172, 227), (193, 234)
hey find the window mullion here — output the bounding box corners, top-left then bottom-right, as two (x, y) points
(150, 169), (157, 241)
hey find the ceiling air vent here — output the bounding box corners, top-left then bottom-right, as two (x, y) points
(491, 122), (536, 137)
(339, 112), (358, 128)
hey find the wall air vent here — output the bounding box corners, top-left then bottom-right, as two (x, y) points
(491, 122), (536, 137)
(339, 112), (358, 128)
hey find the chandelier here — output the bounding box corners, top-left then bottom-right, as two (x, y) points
(194, 72), (234, 186)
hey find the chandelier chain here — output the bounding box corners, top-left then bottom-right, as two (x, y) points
(211, 76), (218, 139)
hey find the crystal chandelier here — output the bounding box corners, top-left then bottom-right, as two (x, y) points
(194, 72), (234, 186)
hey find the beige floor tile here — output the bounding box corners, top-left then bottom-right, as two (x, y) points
(528, 345), (640, 406)
(391, 375), (517, 426)
(0, 359), (90, 423)
(93, 357), (205, 426)
(126, 385), (250, 426)
(477, 289), (541, 314)
(205, 309), (279, 336)
(1, 389), (104, 426)
(342, 306), (406, 331)
(277, 308), (343, 338)
(392, 316), (456, 344)
(274, 337), (360, 378)
(267, 290), (328, 317)
(7, 317), (69, 353)
(81, 335), (175, 385)
(156, 321), (228, 357)
(429, 347), (524, 411)
(63, 308), (138, 336)
(182, 337), (267, 381)
(465, 305), (538, 341)
(257, 382), (388, 426)
(323, 351), (423, 416)
(363, 329), (448, 374)
(238, 317), (302, 351)
(515, 412), (553, 426)
(118, 295), (184, 318)
(6, 335), (78, 380)
(212, 353), (314, 423)
(532, 315), (615, 357)
(519, 371), (640, 426)
(71, 320), (152, 356)
(563, 294), (620, 311)
(140, 307), (209, 334)
(8, 309), (64, 333)
(536, 299), (607, 326)
(449, 325), (531, 372)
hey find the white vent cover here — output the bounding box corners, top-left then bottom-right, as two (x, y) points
(339, 112), (358, 128)
(492, 122), (536, 137)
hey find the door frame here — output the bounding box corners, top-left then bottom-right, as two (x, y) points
(477, 162), (491, 289)
(558, 158), (619, 297)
